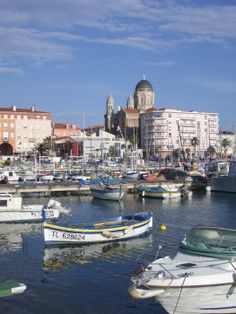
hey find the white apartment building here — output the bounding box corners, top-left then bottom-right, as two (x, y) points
(140, 108), (219, 159)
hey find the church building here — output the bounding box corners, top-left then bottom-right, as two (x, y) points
(104, 76), (156, 144)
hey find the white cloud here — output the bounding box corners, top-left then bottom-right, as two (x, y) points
(0, 1), (236, 66)
(0, 27), (73, 64)
(0, 66), (24, 74)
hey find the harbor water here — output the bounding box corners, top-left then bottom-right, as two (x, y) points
(1, 190), (236, 314)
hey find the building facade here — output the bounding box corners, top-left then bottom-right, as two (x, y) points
(140, 108), (219, 159)
(53, 123), (81, 138)
(0, 106), (52, 155)
(54, 129), (126, 162)
(104, 76), (155, 142)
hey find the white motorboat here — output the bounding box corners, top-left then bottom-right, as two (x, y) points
(129, 226), (236, 314)
(0, 169), (19, 183)
(0, 193), (70, 223)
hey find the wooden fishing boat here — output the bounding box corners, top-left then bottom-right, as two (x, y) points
(90, 184), (125, 201)
(129, 226), (236, 314)
(43, 211), (153, 245)
(0, 193), (70, 223)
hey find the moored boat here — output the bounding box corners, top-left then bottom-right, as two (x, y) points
(211, 159), (236, 193)
(43, 211), (153, 245)
(136, 183), (182, 199)
(129, 226), (236, 314)
(90, 184), (125, 201)
(0, 193), (70, 223)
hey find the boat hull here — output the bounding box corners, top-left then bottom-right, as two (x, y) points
(129, 235), (236, 314)
(138, 190), (181, 199)
(0, 208), (60, 223)
(157, 284), (236, 314)
(90, 187), (125, 201)
(211, 176), (236, 193)
(43, 213), (153, 245)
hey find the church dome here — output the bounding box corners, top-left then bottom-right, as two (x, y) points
(135, 77), (153, 91)
(106, 93), (114, 105)
(126, 95), (134, 109)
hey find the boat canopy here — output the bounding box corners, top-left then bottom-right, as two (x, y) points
(180, 227), (236, 258)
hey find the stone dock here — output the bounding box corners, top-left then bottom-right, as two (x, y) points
(0, 182), (135, 197)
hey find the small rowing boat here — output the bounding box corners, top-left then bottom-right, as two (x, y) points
(43, 211), (153, 245)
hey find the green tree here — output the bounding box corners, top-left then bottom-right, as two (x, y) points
(34, 136), (52, 156)
(191, 137), (200, 156)
(185, 148), (191, 159)
(221, 138), (231, 157)
(109, 145), (118, 157)
(172, 148), (181, 161)
(206, 145), (216, 157)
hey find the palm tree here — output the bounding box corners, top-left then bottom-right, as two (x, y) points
(191, 137), (200, 157)
(206, 145), (216, 158)
(34, 136), (53, 156)
(185, 148), (191, 159)
(221, 138), (231, 157)
(172, 148), (181, 161)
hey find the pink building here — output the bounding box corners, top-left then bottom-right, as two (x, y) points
(53, 123), (81, 138)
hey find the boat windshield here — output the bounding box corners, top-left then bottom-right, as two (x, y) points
(180, 227), (236, 258)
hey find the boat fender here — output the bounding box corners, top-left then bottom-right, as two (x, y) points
(101, 231), (119, 239)
(128, 287), (165, 299)
(142, 190), (145, 197)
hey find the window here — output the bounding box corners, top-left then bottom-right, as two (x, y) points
(0, 200), (7, 207)
(3, 122), (8, 128)
(10, 123), (14, 128)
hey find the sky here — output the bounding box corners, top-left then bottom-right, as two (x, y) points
(0, 0), (236, 130)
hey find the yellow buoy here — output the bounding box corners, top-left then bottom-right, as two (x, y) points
(160, 224), (167, 232)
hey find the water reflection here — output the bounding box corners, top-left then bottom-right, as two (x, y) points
(43, 234), (153, 272)
(0, 223), (41, 253)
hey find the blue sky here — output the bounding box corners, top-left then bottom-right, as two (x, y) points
(0, 0), (235, 129)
